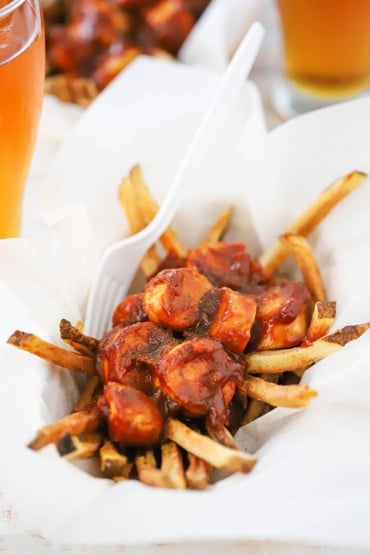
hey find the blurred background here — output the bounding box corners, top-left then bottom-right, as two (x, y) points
(42, 0), (370, 129)
(41, 0), (283, 127)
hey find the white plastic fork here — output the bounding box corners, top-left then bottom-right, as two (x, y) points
(84, 22), (265, 338)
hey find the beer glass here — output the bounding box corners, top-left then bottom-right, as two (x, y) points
(272, 0), (370, 119)
(0, 0), (45, 238)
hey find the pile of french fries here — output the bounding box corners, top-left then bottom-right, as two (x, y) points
(7, 166), (369, 489)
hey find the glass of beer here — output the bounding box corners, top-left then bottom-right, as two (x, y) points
(0, 0), (45, 238)
(272, 0), (370, 119)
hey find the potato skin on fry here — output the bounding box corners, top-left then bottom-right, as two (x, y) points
(259, 171), (368, 274)
(245, 322), (370, 374)
(28, 411), (100, 450)
(7, 330), (96, 375)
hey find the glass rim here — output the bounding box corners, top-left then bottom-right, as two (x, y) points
(0, 0), (29, 18)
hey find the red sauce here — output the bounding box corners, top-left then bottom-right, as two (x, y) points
(301, 338), (314, 348)
(112, 292), (147, 327)
(186, 242), (270, 292)
(155, 337), (244, 430)
(99, 383), (164, 446)
(144, 267), (212, 330)
(96, 321), (175, 386)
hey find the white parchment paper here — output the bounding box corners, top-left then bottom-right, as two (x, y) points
(1, 60), (370, 549)
(179, 0), (263, 71)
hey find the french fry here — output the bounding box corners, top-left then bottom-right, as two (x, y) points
(241, 375), (317, 408)
(280, 233), (326, 301)
(7, 331), (96, 375)
(292, 368), (307, 378)
(242, 398), (266, 425)
(242, 373), (278, 425)
(74, 376), (102, 412)
(59, 319), (99, 357)
(57, 432), (102, 460)
(203, 206), (234, 243)
(166, 419), (256, 473)
(260, 171), (367, 274)
(161, 441), (186, 489)
(205, 421), (238, 450)
(245, 323), (370, 374)
(185, 453), (213, 490)
(135, 450), (174, 489)
(56, 377), (103, 460)
(28, 410), (100, 451)
(293, 301), (336, 377)
(307, 300), (336, 342)
(118, 176), (161, 276)
(44, 75), (98, 107)
(100, 439), (132, 479)
(130, 164), (187, 257)
(118, 176), (143, 235)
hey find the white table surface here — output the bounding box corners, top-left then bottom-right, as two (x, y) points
(3, 1), (369, 552)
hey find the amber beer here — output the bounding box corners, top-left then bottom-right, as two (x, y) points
(0, 0), (45, 238)
(277, 0), (370, 99)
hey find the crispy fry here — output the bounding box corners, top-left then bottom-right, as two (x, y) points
(243, 397), (266, 425)
(74, 376), (102, 412)
(185, 453), (213, 490)
(166, 418), (256, 473)
(260, 171), (368, 274)
(245, 323), (370, 374)
(118, 176), (161, 276)
(242, 373), (278, 425)
(307, 300), (336, 342)
(203, 206), (234, 243)
(161, 441), (186, 489)
(293, 301), (337, 376)
(59, 319), (99, 357)
(130, 164), (187, 257)
(135, 450), (174, 488)
(57, 432), (102, 460)
(44, 75), (98, 107)
(280, 233), (326, 301)
(28, 410), (100, 451)
(100, 439), (132, 479)
(7, 331), (96, 375)
(241, 375), (317, 408)
(205, 422), (238, 450)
